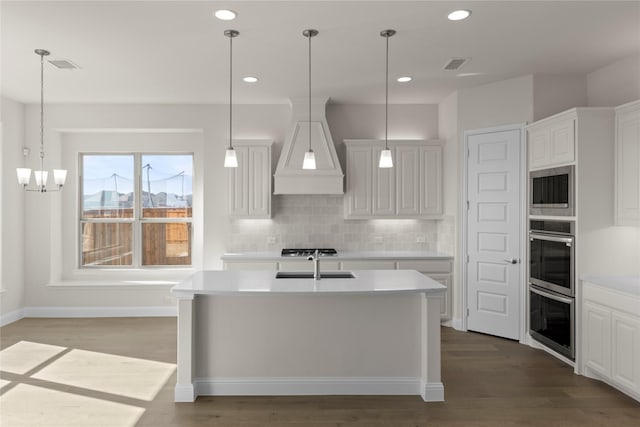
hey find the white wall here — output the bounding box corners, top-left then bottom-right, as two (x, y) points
(587, 53), (640, 107)
(0, 98), (26, 325)
(533, 75), (588, 121)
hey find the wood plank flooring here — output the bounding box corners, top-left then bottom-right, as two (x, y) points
(1, 317), (638, 426)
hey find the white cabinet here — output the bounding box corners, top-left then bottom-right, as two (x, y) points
(345, 140), (443, 219)
(228, 140), (273, 218)
(582, 280), (640, 402)
(346, 145), (373, 217)
(615, 100), (640, 226)
(583, 301), (612, 378)
(528, 114), (575, 170)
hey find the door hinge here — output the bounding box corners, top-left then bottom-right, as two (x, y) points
(466, 200), (470, 210)
(466, 255), (470, 263)
(467, 308), (470, 317)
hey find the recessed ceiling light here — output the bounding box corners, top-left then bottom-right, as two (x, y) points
(243, 76), (258, 83)
(214, 9), (236, 21)
(447, 9), (471, 21)
(397, 76), (412, 83)
(456, 72), (483, 77)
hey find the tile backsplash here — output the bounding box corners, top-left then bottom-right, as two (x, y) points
(228, 195), (452, 253)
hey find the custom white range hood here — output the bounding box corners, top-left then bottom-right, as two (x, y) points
(274, 98), (344, 194)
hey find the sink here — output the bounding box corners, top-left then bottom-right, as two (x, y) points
(275, 271), (355, 279)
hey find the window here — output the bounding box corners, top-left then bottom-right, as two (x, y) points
(80, 153), (193, 268)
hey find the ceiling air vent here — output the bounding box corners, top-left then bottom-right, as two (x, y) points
(443, 57), (468, 71)
(48, 59), (80, 70)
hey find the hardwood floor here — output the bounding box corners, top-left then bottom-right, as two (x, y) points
(1, 317), (638, 426)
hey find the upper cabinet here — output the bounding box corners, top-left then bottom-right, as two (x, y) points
(344, 140), (443, 219)
(228, 140), (273, 219)
(615, 100), (640, 226)
(528, 113), (576, 170)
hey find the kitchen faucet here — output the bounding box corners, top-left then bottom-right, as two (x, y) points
(307, 249), (320, 280)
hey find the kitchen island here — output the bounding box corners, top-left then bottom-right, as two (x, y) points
(171, 269), (446, 403)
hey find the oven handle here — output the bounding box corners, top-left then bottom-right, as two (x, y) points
(529, 232), (573, 244)
(530, 286), (574, 304)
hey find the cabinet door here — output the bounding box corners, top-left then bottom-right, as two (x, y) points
(420, 145), (443, 216)
(616, 106), (640, 225)
(611, 312), (640, 394)
(528, 118), (575, 169)
(528, 128), (549, 169)
(549, 119), (575, 165)
(227, 146), (250, 216)
(346, 146), (373, 217)
(373, 147), (396, 216)
(429, 273), (451, 321)
(583, 302), (612, 378)
(248, 146), (271, 217)
(395, 145), (420, 216)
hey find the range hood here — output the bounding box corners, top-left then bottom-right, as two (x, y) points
(274, 98), (344, 194)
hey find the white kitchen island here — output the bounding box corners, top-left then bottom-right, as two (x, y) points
(171, 269), (446, 403)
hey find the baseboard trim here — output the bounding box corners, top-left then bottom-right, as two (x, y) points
(22, 306), (177, 318)
(195, 377), (422, 397)
(174, 384), (197, 403)
(420, 380), (445, 402)
(0, 308), (25, 327)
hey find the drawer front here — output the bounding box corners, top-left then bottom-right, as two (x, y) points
(340, 260), (396, 270)
(279, 260), (341, 272)
(397, 260), (452, 273)
(224, 261), (278, 271)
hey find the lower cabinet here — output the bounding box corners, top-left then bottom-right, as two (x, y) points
(582, 281), (640, 402)
(223, 257), (453, 321)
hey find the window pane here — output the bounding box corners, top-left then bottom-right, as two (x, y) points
(81, 223), (133, 266)
(141, 155), (193, 218)
(82, 155), (134, 219)
(142, 223), (191, 266)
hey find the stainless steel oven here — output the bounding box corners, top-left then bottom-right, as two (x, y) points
(529, 220), (575, 297)
(530, 165), (575, 216)
(529, 286), (575, 360)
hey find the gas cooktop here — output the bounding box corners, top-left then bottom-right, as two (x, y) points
(281, 248), (338, 257)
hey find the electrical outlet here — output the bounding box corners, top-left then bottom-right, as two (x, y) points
(267, 235), (278, 245)
(416, 234), (426, 243)
(163, 296), (174, 305)
(374, 235), (384, 243)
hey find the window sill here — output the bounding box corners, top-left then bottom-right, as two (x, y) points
(54, 268), (195, 288)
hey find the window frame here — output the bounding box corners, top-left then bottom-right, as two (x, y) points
(79, 152), (194, 269)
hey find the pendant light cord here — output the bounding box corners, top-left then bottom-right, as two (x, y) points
(39, 51), (45, 174)
(384, 33), (389, 150)
(229, 33), (233, 150)
(308, 31), (312, 153)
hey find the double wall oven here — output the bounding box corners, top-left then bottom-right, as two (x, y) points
(529, 219), (575, 360)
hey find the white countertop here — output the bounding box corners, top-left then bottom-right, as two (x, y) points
(581, 275), (640, 296)
(171, 269), (446, 297)
(221, 251), (453, 261)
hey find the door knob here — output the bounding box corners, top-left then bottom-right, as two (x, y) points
(504, 258), (519, 264)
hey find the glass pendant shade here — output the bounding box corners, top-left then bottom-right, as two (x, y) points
(302, 150), (316, 170)
(16, 168), (32, 185)
(34, 170), (48, 187)
(379, 148), (393, 168)
(224, 147), (238, 168)
(53, 169), (68, 186)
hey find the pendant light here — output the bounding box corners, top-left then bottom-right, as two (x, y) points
(17, 49), (67, 191)
(223, 29), (239, 168)
(302, 29), (318, 170)
(378, 29), (396, 169)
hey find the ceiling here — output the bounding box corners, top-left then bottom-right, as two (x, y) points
(2, 1), (639, 105)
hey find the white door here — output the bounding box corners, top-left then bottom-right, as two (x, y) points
(466, 127), (523, 340)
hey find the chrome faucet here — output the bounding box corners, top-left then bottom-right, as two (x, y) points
(307, 249), (320, 280)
